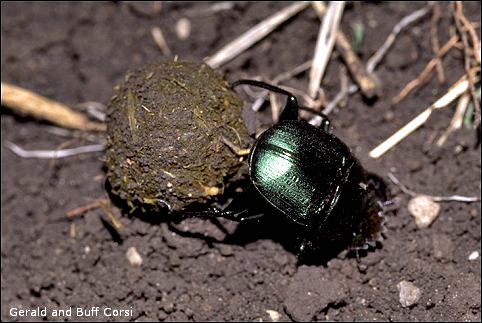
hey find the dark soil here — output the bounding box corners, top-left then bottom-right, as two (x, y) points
(1, 2), (480, 321)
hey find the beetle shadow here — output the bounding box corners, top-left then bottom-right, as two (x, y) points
(166, 186), (360, 266)
(104, 177), (375, 266)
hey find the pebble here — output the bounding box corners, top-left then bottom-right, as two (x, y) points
(175, 18), (191, 40)
(266, 309), (281, 322)
(468, 251), (479, 261)
(397, 280), (421, 308)
(408, 195), (441, 228)
(126, 246), (143, 266)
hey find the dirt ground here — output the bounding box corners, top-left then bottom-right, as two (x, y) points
(1, 2), (480, 321)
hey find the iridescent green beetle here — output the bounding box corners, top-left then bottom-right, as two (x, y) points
(209, 80), (388, 252)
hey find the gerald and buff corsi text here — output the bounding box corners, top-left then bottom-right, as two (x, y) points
(9, 306), (134, 318)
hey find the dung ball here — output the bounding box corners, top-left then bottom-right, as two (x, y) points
(105, 60), (250, 213)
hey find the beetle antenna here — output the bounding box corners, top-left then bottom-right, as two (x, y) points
(231, 79), (299, 121)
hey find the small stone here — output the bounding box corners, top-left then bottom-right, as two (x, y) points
(408, 195), (441, 228)
(468, 251), (479, 261)
(126, 247), (143, 266)
(266, 309), (281, 322)
(175, 18), (191, 40)
(397, 280), (421, 308)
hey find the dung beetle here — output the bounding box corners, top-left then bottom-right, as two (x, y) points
(181, 79), (387, 252)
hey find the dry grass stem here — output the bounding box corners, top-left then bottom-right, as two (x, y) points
(369, 75), (471, 158)
(453, 1), (481, 129)
(44, 126), (104, 144)
(311, 1), (326, 16)
(151, 27), (172, 56)
(312, 1), (378, 98)
(454, 4), (481, 64)
(272, 60), (312, 84)
(430, 3), (445, 82)
(183, 2), (234, 18)
(255, 60), (313, 112)
(309, 84), (357, 127)
(322, 84), (358, 116)
(242, 60), (313, 114)
(387, 173), (480, 202)
(392, 36), (459, 105)
(1, 83), (106, 131)
(308, 1), (345, 99)
(366, 5), (431, 74)
(77, 101), (107, 122)
(269, 92), (282, 123)
(5, 141), (106, 159)
(66, 199), (106, 218)
(436, 93), (470, 146)
(335, 30), (378, 98)
(205, 2), (310, 68)
(100, 200), (124, 230)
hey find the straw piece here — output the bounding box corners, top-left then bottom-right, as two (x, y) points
(335, 31), (378, 98)
(312, 1), (378, 99)
(151, 27), (172, 56)
(369, 76), (470, 159)
(1, 82), (106, 131)
(436, 93), (470, 146)
(366, 6), (431, 74)
(387, 172), (480, 203)
(392, 36), (459, 105)
(5, 141), (105, 159)
(205, 2), (310, 68)
(308, 1), (345, 99)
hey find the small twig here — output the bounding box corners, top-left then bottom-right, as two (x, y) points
(453, 1), (481, 129)
(322, 84), (358, 116)
(366, 5), (431, 74)
(335, 29), (378, 98)
(387, 172), (480, 202)
(308, 1), (345, 99)
(312, 2), (378, 99)
(436, 93), (470, 146)
(369, 74), (472, 158)
(430, 3), (445, 83)
(44, 126), (104, 143)
(205, 2), (310, 68)
(66, 199), (106, 218)
(309, 84), (358, 127)
(310, 64), (353, 122)
(183, 2), (234, 18)
(1, 83), (106, 131)
(5, 141), (105, 159)
(151, 27), (172, 56)
(76, 101), (107, 122)
(99, 200), (124, 230)
(248, 60), (314, 112)
(454, 4), (481, 64)
(269, 92), (282, 124)
(272, 60), (312, 84)
(392, 36), (459, 105)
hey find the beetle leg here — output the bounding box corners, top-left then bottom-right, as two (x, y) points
(299, 106), (331, 131)
(214, 208), (263, 222)
(378, 198), (401, 212)
(231, 79), (299, 122)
